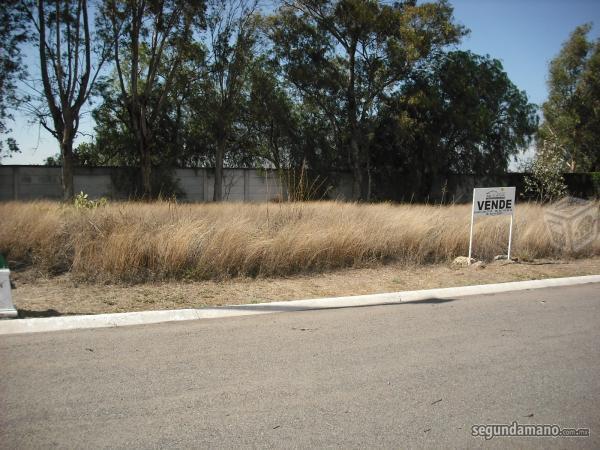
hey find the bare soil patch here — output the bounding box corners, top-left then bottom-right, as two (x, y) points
(10, 257), (600, 317)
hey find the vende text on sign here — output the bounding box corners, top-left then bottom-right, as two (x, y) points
(472, 187), (516, 216)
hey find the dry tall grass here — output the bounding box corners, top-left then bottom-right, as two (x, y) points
(0, 200), (597, 282)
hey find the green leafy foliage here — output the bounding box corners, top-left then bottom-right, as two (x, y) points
(371, 51), (537, 199)
(0, 0), (27, 159)
(15, 0), (548, 201)
(539, 24), (600, 172)
(96, 0), (206, 197)
(269, 0), (467, 199)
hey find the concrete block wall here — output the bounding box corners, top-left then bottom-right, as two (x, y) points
(0, 167), (14, 201)
(0, 166), (296, 202)
(73, 167), (114, 199)
(0, 166), (62, 201)
(174, 169), (205, 201)
(5, 166), (578, 203)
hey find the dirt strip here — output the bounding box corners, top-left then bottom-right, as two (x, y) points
(9, 257), (600, 317)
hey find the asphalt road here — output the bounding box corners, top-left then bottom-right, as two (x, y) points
(1, 283), (599, 449)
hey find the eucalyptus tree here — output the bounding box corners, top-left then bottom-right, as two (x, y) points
(242, 57), (298, 170)
(269, 0), (466, 200)
(193, 0), (260, 201)
(98, 0), (205, 197)
(24, 0), (108, 199)
(0, 1), (28, 160)
(372, 51), (537, 200)
(539, 24), (600, 172)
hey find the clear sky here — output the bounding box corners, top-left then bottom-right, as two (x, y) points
(453, 0), (600, 106)
(4, 0), (600, 165)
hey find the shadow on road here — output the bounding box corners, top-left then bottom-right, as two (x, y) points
(15, 298), (456, 318)
(217, 297), (457, 314)
(402, 298), (456, 305)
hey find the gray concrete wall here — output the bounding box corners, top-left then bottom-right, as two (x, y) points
(0, 166), (294, 202)
(0, 166), (63, 201)
(4, 166), (568, 203)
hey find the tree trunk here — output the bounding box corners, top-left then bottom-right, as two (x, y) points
(346, 40), (364, 201)
(60, 139), (74, 201)
(366, 151), (372, 201)
(350, 134), (363, 201)
(140, 139), (152, 199)
(213, 137), (225, 201)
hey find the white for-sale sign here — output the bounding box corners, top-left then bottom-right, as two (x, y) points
(473, 187), (516, 216)
(468, 187), (516, 263)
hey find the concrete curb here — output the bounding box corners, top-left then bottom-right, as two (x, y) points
(1, 275), (599, 335)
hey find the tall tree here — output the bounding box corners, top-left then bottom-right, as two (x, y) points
(244, 58), (300, 170)
(270, 0), (465, 200)
(244, 60), (342, 179)
(371, 51), (537, 199)
(539, 23), (600, 172)
(89, 40), (206, 168)
(98, 0), (204, 197)
(194, 0), (259, 201)
(0, 1), (28, 160)
(25, 0), (105, 199)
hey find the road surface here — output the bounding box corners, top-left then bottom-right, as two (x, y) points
(1, 283), (599, 448)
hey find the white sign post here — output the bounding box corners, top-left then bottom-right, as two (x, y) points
(468, 187), (516, 264)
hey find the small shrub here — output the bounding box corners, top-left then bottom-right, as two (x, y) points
(524, 128), (567, 202)
(74, 192), (108, 209)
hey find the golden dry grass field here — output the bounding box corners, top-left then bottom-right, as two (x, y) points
(1, 200), (598, 284)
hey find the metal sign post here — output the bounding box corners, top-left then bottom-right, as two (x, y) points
(508, 214), (513, 260)
(468, 194), (476, 263)
(468, 187), (516, 265)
